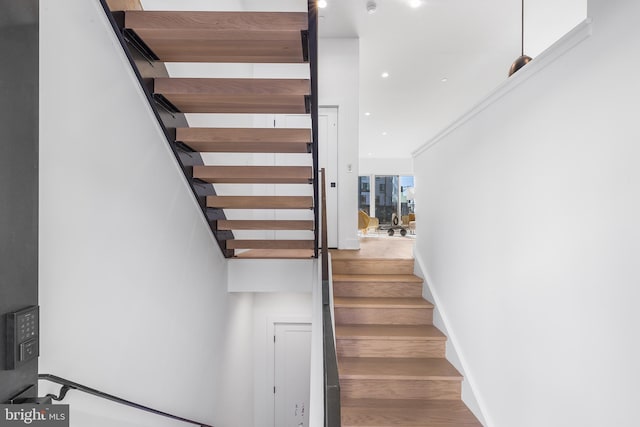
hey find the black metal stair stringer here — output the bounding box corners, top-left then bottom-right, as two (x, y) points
(100, 4), (235, 258)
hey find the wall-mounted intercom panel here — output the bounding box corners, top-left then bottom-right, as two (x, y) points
(5, 306), (39, 370)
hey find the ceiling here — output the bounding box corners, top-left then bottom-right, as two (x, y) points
(141, 0), (587, 159)
(317, 0), (586, 159)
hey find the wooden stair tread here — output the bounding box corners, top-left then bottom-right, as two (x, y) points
(336, 325), (445, 341)
(234, 249), (314, 259)
(334, 297), (433, 309)
(106, 0), (142, 10)
(333, 274), (423, 283)
(338, 357), (462, 381)
(332, 258), (415, 275)
(226, 240), (314, 250)
(341, 399), (482, 427)
(124, 11), (308, 32)
(194, 165), (312, 184)
(130, 30), (306, 63)
(154, 78), (309, 114)
(217, 220), (313, 231)
(207, 196), (313, 209)
(176, 128), (310, 153)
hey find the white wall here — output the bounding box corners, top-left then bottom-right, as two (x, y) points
(39, 1), (254, 426)
(359, 157), (414, 176)
(319, 38), (360, 249)
(228, 259), (316, 292)
(412, 0), (640, 425)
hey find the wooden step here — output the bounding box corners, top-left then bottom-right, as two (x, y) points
(124, 12), (308, 62)
(332, 258), (414, 275)
(106, 0), (142, 10)
(333, 274), (423, 298)
(226, 240), (314, 250)
(176, 128), (311, 153)
(334, 297), (433, 326)
(217, 220), (314, 231)
(234, 249), (314, 259)
(124, 11), (308, 31)
(341, 398), (482, 427)
(154, 78), (309, 114)
(207, 196), (313, 210)
(336, 325), (446, 358)
(339, 357), (462, 400)
(193, 165), (312, 184)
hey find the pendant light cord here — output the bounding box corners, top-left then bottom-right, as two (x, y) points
(521, 0), (525, 56)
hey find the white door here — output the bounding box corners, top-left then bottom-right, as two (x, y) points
(274, 323), (312, 427)
(277, 108), (339, 247)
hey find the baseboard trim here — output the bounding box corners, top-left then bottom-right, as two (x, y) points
(413, 246), (491, 427)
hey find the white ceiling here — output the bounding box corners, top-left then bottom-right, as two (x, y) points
(141, 0), (587, 159)
(317, 0), (586, 159)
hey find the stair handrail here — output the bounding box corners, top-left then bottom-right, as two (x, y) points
(320, 168), (341, 426)
(309, 0), (320, 259)
(38, 374), (213, 427)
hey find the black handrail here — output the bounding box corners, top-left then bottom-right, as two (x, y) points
(320, 169), (341, 426)
(308, 0), (320, 259)
(38, 374), (213, 427)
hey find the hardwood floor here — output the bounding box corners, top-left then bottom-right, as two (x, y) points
(333, 238), (482, 426)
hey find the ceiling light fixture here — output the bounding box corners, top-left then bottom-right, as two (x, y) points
(509, 0), (532, 76)
(381, 72), (389, 78)
(441, 77), (448, 83)
(382, 131), (388, 136)
(366, 1), (377, 14)
(409, 0), (422, 8)
(365, 112), (371, 116)
(317, 0), (327, 8)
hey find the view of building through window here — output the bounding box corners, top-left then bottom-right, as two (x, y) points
(359, 175), (414, 226)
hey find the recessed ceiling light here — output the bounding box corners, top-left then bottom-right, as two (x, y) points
(381, 72), (389, 78)
(441, 77), (448, 83)
(409, 0), (422, 7)
(366, 1), (377, 14)
(382, 131), (388, 136)
(364, 112), (371, 116)
(317, 0), (328, 8)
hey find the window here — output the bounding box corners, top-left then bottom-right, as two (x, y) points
(358, 176), (370, 215)
(359, 175), (415, 228)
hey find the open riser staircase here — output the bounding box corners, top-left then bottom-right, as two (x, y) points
(333, 255), (483, 426)
(103, 0), (318, 259)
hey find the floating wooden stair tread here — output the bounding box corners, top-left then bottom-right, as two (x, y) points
(341, 398), (482, 427)
(336, 325), (446, 341)
(207, 196), (313, 210)
(194, 165), (312, 184)
(333, 274), (423, 283)
(106, 0), (142, 11)
(339, 357), (462, 381)
(124, 11), (307, 32)
(127, 29), (307, 63)
(334, 297), (434, 309)
(234, 249), (314, 259)
(226, 240), (314, 250)
(176, 128), (311, 153)
(154, 78), (310, 114)
(217, 220), (313, 230)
